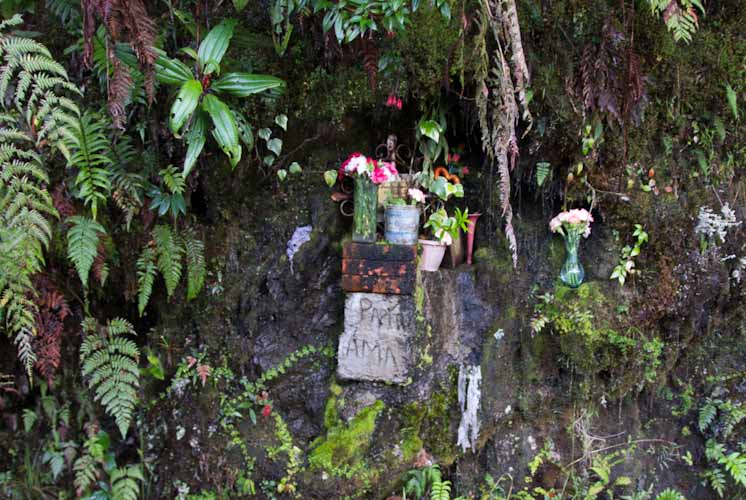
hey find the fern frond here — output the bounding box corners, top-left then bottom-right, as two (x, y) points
(73, 452), (97, 494)
(67, 215), (106, 288)
(184, 230), (205, 300)
(111, 465), (143, 500)
(0, 26), (81, 151)
(431, 479), (452, 500)
(699, 399), (718, 432)
(153, 225), (184, 298)
(655, 489), (686, 500)
(136, 246), (157, 316)
(720, 452), (746, 488)
(66, 112), (113, 219)
(80, 318), (140, 438)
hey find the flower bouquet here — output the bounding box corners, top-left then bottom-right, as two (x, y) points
(339, 153), (398, 242)
(549, 208), (594, 287)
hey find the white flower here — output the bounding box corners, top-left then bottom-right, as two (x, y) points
(408, 188), (425, 204)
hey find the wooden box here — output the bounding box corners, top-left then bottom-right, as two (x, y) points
(342, 242), (417, 295)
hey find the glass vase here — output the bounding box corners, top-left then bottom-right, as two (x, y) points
(353, 176), (378, 242)
(559, 230), (585, 288)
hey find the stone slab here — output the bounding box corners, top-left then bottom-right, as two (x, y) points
(337, 293), (415, 383)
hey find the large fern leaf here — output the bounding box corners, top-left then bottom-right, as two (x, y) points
(67, 216), (106, 288)
(184, 229), (205, 300)
(153, 224), (184, 298)
(80, 318), (140, 438)
(0, 19), (81, 375)
(65, 113), (113, 219)
(0, 16), (81, 149)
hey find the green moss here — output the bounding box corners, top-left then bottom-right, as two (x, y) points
(400, 384), (458, 465)
(309, 400), (385, 473)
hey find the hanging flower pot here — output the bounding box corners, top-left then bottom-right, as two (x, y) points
(549, 208), (593, 288)
(353, 176), (378, 242)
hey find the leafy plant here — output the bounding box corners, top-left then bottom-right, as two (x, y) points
(695, 388), (746, 497)
(610, 224), (649, 286)
(424, 207), (469, 244)
(80, 318), (140, 438)
(0, 18), (81, 375)
(648, 0), (705, 43)
(148, 165), (186, 219)
(136, 225), (206, 315)
(155, 20), (285, 175)
(74, 427), (143, 499)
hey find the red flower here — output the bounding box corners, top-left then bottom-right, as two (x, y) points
(262, 404), (272, 417)
(461, 166), (470, 175)
(396, 98), (402, 110)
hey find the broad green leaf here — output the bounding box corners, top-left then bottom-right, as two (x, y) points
(202, 60), (220, 76)
(202, 94), (241, 167)
(725, 83), (739, 121)
(263, 155), (275, 166)
(324, 170), (337, 187)
(169, 79), (202, 136)
(419, 119), (440, 142)
(289, 162), (302, 174)
(155, 55), (194, 86)
(430, 176), (464, 201)
(275, 114), (288, 130)
(258, 128), (271, 141)
(277, 169), (287, 181)
(267, 138), (283, 156)
(197, 19), (237, 70)
(179, 47), (199, 61)
(233, 0), (249, 11)
(183, 111), (207, 176)
(212, 73), (285, 97)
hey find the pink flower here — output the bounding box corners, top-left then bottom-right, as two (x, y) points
(396, 98), (402, 110)
(565, 209), (582, 224)
(371, 167), (388, 184)
(450, 153), (460, 163)
(549, 217), (562, 233)
(461, 166), (470, 175)
(408, 188), (425, 204)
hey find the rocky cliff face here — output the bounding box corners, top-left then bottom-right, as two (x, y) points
(138, 160), (746, 498)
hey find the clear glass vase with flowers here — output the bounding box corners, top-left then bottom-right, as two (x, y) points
(549, 208), (594, 287)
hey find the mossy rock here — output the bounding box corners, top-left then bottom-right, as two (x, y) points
(309, 400), (385, 475)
